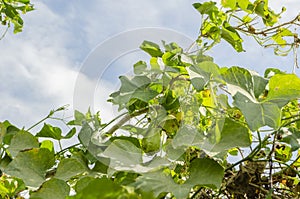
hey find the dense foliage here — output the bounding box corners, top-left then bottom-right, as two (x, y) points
(1, 0), (300, 198)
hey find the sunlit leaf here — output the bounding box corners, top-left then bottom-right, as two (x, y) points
(140, 41), (163, 57)
(265, 74), (300, 107)
(221, 0), (237, 9)
(274, 144), (292, 162)
(40, 140), (54, 154)
(36, 123), (63, 140)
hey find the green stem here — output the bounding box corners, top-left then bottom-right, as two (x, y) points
(56, 143), (81, 155)
(26, 113), (52, 131)
(58, 140), (63, 151)
(26, 105), (68, 131)
(282, 118), (300, 128)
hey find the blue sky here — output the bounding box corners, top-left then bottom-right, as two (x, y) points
(0, 0), (299, 130)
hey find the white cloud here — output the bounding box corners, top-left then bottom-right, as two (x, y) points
(0, 2), (79, 127)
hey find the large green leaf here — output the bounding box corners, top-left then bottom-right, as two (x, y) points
(30, 178), (70, 199)
(233, 92), (281, 131)
(204, 118), (252, 152)
(221, 66), (255, 99)
(265, 74), (300, 107)
(134, 170), (190, 199)
(5, 148), (55, 187)
(68, 177), (124, 199)
(55, 158), (87, 181)
(134, 158), (224, 198)
(187, 158), (224, 189)
(8, 130), (39, 158)
(172, 125), (205, 149)
(101, 139), (143, 171)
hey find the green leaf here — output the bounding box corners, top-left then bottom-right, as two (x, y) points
(237, 0), (251, 11)
(64, 127), (76, 139)
(5, 148), (55, 187)
(30, 178), (70, 199)
(119, 75), (152, 93)
(281, 128), (300, 151)
(264, 68), (285, 78)
(193, 2), (218, 16)
(141, 132), (161, 153)
(40, 140), (54, 154)
(233, 92), (281, 131)
(274, 144), (292, 162)
(140, 41), (163, 57)
(36, 123), (63, 140)
(110, 136), (141, 148)
(172, 125), (205, 149)
(55, 158), (87, 181)
(134, 170), (190, 199)
(69, 177), (123, 199)
(197, 61), (220, 77)
(188, 61), (220, 91)
(134, 61), (147, 75)
(1, 121), (20, 145)
(73, 176), (94, 193)
(265, 74), (300, 107)
(8, 130), (39, 157)
(190, 77), (206, 91)
(221, 66), (254, 99)
(101, 139), (143, 171)
(68, 110), (85, 125)
(187, 158), (224, 189)
(253, 75), (268, 99)
(134, 158), (224, 198)
(221, 0), (237, 9)
(204, 118), (251, 152)
(221, 22), (244, 52)
(78, 123), (93, 147)
(110, 75), (160, 109)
